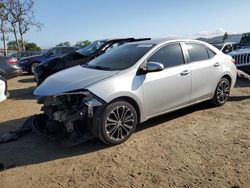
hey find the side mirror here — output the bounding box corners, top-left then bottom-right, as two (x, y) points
(145, 62), (164, 73)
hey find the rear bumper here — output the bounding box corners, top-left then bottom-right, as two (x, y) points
(19, 64), (29, 72)
(6, 69), (23, 79)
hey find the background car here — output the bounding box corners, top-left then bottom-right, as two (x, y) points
(34, 39), (237, 145)
(34, 38), (150, 85)
(18, 46), (79, 74)
(8, 51), (41, 60)
(228, 32), (250, 73)
(212, 42), (240, 54)
(0, 75), (8, 102)
(0, 56), (22, 79)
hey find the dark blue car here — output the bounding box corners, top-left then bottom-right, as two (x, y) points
(18, 46), (79, 74)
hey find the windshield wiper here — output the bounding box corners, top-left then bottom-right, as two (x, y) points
(84, 65), (112, 70)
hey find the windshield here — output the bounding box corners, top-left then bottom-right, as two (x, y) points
(84, 43), (155, 71)
(77, 40), (107, 56)
(42, 49), (51, 55)
(241, 35), (250, 47)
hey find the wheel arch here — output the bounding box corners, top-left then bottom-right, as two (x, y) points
(221, 74), (232, 85)
(109, 96), (141, 124)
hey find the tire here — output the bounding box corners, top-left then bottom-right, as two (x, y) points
(212, 77), (231, 106)
(97, 100), (138, 145)
(29, 62), (40, 74)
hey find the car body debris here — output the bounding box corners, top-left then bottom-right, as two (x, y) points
(0, 114), (94, 147)
(237, 69), (250, 80)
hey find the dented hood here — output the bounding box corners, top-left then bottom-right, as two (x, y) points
(34, 65), (119, 96)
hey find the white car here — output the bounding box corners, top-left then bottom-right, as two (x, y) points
(34, 39), (237, 145)
(0, 76), (8, 102)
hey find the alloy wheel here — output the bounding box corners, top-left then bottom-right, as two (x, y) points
(105, 106), (135, 141)
(217, 79), (230, 104)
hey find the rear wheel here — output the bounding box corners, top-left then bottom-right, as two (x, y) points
(97, 100), (137, 145)
(29, 62), (39, 74)
(212, 77), (231, 106)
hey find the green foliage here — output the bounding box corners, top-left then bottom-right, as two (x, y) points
(7, 40), (41, 51)
(7, 40), (19, 50)
(75, 40), (91, 48)
(25, 42), (41, 51)
(56, 41), (71, 47)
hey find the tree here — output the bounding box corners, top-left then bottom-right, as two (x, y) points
(4, 0), (21, 51)
(0, 1), (9, 56)
(56, 41), (71, 47)
(75, 40), (91, 48)
(25, 42), (40, 51)
(15, 0), (43, 51)
(7, 40), (19, 50)
(4, 0), (43, 51)
(8, 39), (41, 51)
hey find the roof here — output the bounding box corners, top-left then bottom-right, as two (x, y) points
(124, 38), (209, 46)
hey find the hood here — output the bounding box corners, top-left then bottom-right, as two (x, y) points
(34, 65), (119, 96)
(229, 47), (250, 55)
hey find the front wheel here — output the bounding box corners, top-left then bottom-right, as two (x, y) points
(29, 62), (39, 74)
(97, 100), (138, 145)
(212, 77), (231, 106)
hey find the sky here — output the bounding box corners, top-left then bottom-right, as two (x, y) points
(6, 0), (250, 48)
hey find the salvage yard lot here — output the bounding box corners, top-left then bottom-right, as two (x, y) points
(0, 75), (250, 187)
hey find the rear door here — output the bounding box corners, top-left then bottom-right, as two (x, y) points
(184, 42), (221, 102)
(142, 43), (192, 118)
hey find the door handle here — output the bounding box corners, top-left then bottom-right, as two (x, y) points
(180, 70), (190, 76)
(214, 62), (220, 67)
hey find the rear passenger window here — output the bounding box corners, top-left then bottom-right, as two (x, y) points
(148, 43), (184, 68)
(186, 43), (209, 62)
(207, 48), (216, 58)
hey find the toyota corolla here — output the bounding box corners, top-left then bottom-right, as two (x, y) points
(34, 39), (237, 145)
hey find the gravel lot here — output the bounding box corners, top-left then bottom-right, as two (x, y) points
(0, 74), (250, 188)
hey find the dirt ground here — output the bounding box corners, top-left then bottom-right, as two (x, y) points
(0, 74), (249, 188)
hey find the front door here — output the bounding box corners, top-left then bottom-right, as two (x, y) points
(142, 43), (191, 118)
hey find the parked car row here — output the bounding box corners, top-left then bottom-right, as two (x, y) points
(34, 38), (150, 85)
(8, 51), (41, 60)
(210, 32), (250, 73)
(228, 33), (250, 73)
(32, 39), (237, 145)
(18, 46), (79, 74)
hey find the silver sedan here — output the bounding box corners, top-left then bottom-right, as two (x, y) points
(34, 39), (237, 145)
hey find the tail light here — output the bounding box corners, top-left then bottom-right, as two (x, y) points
(7, 58), (18, 65)
(231, 59), (236, 64)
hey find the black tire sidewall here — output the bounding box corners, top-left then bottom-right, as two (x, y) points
(30, 62), (39, 74)
(98, 100), (138, 145)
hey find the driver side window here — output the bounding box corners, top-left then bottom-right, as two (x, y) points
(148, 43), (184, 68)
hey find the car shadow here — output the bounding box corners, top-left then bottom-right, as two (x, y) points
(0, 102), (216, 169)
(235, 78), (250, 88)
(21, 72), (31, 76)
(8, 86), (36, 100)
(229, 95), (250, 102)
(18, 77), (35, 83)
(137, 102), (215, 132)
(0, 117), (108, 169)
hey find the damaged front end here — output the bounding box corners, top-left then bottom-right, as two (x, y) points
(33, 90), (105, 146)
